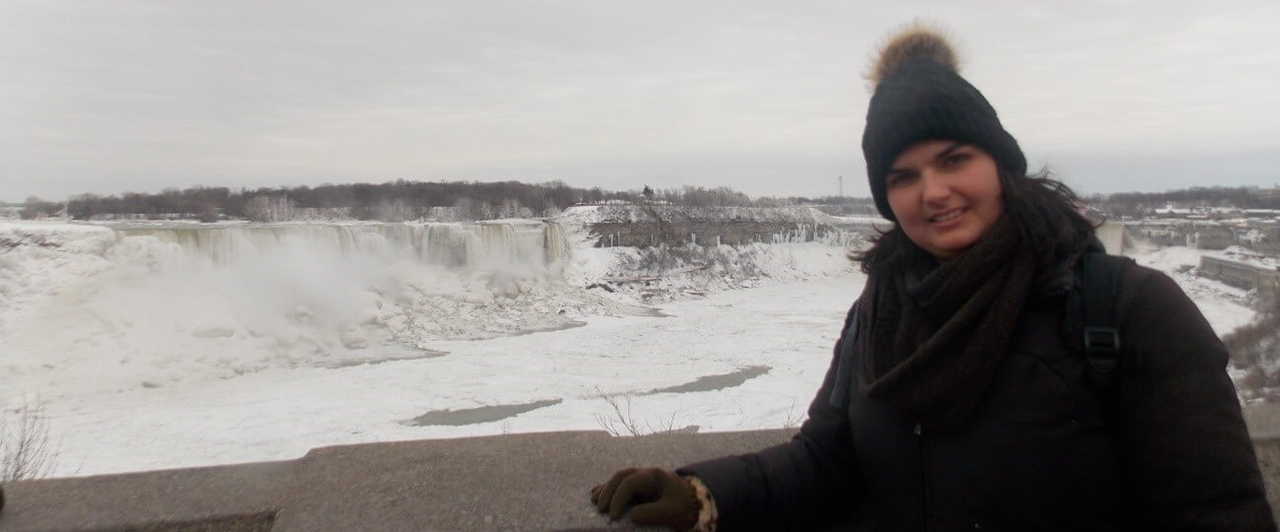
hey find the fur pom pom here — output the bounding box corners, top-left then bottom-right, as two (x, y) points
(869, 24), (960, 88)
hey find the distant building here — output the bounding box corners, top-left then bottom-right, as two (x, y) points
(1154, 204), (1193, 218)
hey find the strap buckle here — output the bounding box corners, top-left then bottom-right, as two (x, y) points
(1083, 327), (1120, 353)
(1083, 326), (1121, 375)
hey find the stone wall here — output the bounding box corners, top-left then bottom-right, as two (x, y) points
(1201, 256), (1280, 293)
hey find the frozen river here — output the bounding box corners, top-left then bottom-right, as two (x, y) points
(41, 274), (861, 477)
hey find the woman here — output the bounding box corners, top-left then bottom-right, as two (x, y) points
(589, 26), (1275, 531)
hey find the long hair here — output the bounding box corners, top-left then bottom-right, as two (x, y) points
(855, 168), (1097, 276)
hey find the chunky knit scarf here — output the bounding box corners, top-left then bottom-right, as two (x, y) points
(856, 215), (1039, 432)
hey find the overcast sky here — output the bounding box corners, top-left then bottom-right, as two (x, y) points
(2, 0), (1278, 202)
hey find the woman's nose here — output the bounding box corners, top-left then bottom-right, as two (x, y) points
(921, 171), (951, 204)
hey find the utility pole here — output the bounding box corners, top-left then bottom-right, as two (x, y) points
(838, 175), (843, 198)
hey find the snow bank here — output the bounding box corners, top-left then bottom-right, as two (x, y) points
(572, 243), (856, 304)
(0, 222), (118, 330)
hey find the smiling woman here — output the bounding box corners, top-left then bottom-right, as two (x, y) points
(589, 23), (1275, 532)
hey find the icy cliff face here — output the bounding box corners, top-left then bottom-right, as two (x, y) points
(109, 221), (573, 271)
(0, 221), (608, 398)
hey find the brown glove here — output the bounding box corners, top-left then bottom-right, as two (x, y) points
(590, 467), (700, 532)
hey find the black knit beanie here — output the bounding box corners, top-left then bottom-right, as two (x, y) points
(862, 27), (1026, 221)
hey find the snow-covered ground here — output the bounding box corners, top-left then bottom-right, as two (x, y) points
(0, 220), (1262, 477)
(1130, 243), (1259, 334)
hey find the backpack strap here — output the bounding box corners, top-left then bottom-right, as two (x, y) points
(828, 300), (861, 408)
(1080, 252), (1134, 390)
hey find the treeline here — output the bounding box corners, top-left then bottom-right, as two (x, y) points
(18, 180), (1280, 222)
(51, 180), (607, 222)
(1086, 186), (1280, 218)
(21, 180), (842, 222)
(778, 195), (879, 216)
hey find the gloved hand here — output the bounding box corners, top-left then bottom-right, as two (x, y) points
(590, 467), (700, 532)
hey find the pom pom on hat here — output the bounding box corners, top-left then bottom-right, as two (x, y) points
(870, 25), (960, 88)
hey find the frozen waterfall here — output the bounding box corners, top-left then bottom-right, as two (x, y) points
(0, 220), (607, 400)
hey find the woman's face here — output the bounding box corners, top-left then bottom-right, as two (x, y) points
(885, 140), (1004, 260)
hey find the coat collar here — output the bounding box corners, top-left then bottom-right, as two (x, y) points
(1032, 237), (1107, 300)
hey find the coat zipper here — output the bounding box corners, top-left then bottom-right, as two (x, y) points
(915, 421), (928, 532)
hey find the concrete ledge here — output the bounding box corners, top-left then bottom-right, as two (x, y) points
(0, 430), (794, 532)
(2, 425), (1278, 531)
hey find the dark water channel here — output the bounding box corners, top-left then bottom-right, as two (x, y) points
(644, 365), (770, 394)
(405, 399), (564, 426)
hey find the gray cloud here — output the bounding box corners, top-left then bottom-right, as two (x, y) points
(2, 0), (1277, 202)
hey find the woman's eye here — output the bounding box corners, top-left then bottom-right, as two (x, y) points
(886, 173), (914, 188)
(942, 153), (971, 167)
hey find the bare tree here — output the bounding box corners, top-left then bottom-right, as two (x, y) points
(782, 399), (806, 429)
(591, 388), (696, 436)
(1225, 294), (1280, 401)
(498, 198), (527, 219)
(593, 389), (644, 437)
(1, 401), (57, 481)
(372, 198), (416, 222)
(477, 201), (496, 220)
(242, 195), (296, 222)
(452, 197), (477, 221)
(19, 197), (59, 220)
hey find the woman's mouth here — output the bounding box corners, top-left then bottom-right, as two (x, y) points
(930, 209), (964, 224)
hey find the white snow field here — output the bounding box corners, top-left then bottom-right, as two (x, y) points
(0, 219), (1259, 477)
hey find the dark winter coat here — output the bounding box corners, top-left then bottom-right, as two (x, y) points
(679, 260), (1274, 532)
